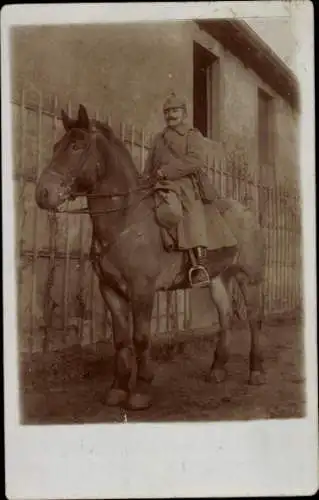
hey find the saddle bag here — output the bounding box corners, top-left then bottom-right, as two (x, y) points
(155, 189), (183, 229)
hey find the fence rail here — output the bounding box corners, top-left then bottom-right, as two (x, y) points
(13, 88), (302, 354)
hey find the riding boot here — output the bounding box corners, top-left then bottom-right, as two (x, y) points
(190, 246), (210, 286)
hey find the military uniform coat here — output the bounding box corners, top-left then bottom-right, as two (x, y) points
(144, 123), (209, 249)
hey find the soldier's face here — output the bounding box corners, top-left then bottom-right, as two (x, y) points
(164, 107), (185, 128)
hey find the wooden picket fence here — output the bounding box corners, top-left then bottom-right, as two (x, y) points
(12, 88), (302, 354)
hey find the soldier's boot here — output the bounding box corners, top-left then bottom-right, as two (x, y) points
(188, 246), (210, 288)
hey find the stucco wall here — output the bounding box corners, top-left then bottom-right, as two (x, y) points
(11, 22), (193, 133)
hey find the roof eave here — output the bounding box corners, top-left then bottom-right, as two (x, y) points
(196, 19), (299, 112)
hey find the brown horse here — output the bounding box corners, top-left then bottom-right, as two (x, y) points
(35, 104), (266, 410)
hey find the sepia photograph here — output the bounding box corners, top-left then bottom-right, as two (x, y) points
(2, 2), (317, 498)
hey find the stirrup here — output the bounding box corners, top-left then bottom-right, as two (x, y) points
(188, 265), (211, 288)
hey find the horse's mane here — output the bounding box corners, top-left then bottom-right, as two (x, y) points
(93, 119), (138, 172)
(93, 119), (153, 194)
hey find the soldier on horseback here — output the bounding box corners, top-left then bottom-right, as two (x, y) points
(35, 102), (266, 410)
(144, 92), (218, 287)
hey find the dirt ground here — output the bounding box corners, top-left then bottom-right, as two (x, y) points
(20, 316), (305, 424)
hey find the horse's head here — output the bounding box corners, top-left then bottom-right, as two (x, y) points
(36, 104), (104, 210)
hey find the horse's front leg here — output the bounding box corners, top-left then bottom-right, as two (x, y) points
(98, 283), (135, 406)
(127, 281), (156, 410)
(90, 241), (135, 405)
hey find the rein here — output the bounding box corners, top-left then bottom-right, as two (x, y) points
(54, 181), (156, 216)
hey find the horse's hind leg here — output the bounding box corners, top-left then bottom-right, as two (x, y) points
(209, 275), (233, 383)
(236, 273), (266, 385)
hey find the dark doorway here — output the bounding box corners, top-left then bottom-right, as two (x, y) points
(193, 42), (219, 139)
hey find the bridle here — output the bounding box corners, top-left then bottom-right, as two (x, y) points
(47, 127), (156, 216)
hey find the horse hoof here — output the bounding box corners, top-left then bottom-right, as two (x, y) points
(106, 388), (128, 407)
(127, 392), (152, 411)
(211, 367), (227, 383)
(249, 370), (266, 385)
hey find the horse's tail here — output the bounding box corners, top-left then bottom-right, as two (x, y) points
(217, 197), (266, 324)
(222, 264), (265, 325)
(222, 267), (246, 322)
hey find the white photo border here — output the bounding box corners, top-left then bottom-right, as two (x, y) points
(2, 2), (317, 498)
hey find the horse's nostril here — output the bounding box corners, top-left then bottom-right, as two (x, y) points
(43, 188), (49, 200)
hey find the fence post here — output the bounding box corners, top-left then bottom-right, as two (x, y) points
(268, 186), (274, 314)
(42, 94), (59, 352)
(120, 121), (125, 143)
(140, 128), (145, 174)
(61, 100), (72, 343)
(130, 123), (135, 158)
(18, 89), (28, 353)
(29, 87), (43, 353)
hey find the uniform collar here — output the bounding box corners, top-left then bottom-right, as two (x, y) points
(164, 122), (190, 136)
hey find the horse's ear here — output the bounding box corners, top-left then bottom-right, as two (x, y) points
(78, 104), (90, 130)
(61, 109), (71, 131)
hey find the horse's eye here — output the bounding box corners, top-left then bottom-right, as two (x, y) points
(71, 143), (79, 151)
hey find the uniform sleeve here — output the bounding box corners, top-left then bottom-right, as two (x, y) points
(161, 129), (206, 181)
